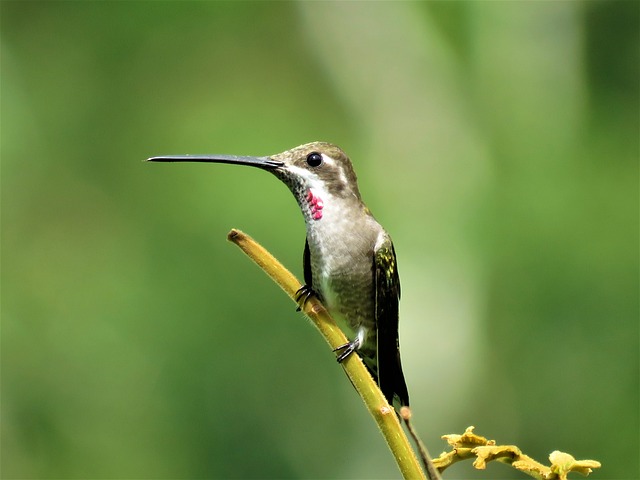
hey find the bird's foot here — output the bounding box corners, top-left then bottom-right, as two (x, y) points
(295, 285), (315, 312)
(333, 337), (362, 363)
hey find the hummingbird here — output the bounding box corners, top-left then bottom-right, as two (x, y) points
(148, 142), (410, 409)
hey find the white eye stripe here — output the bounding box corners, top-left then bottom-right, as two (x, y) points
(321, 154), (335, 166)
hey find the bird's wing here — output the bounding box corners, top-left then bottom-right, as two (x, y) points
(374, 236), (409, 408)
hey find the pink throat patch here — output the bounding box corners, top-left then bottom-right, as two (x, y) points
(306, 190), (324, 220)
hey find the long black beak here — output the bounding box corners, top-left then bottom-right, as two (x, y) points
(146, 154), (284, 170)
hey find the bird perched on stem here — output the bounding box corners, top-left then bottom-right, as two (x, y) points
(148, 142), (410, 410)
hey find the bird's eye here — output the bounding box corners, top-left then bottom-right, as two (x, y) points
(306, 152), (323, 167)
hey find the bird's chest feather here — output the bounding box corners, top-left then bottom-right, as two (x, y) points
(306, 212), (380, 331)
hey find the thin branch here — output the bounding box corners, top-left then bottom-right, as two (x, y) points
(227, 228), (426, 480)
(401, 407), (442, 480)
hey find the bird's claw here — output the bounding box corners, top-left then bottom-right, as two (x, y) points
(333, 339), (360, 363)
(295, 285), (315, 312)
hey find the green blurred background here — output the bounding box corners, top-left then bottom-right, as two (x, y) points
(2, 1), (637, 479)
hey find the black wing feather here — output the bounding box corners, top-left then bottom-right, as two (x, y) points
(374, 238), (409, 408)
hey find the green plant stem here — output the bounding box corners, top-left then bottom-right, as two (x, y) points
(227, 228), (426, 480)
